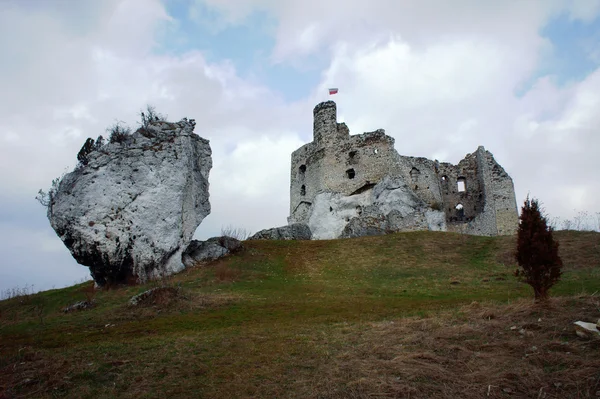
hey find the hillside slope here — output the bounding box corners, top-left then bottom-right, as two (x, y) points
(1, 231), (599, 398)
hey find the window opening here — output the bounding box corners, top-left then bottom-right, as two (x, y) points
(300, 185), (306, 196)
(410, 167), (420, 182)
(346, 168), (355, 179)
(457, 177), (466, 192)
(455, 203), (464, 218)
(299, 164), (306, 177)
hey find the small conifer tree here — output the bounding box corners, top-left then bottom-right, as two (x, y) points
(515, 196), (563, 301)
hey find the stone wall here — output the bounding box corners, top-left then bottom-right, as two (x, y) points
(288, 101), (518, 238)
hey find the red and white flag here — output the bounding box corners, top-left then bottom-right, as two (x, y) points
(328, 88), (338, 95)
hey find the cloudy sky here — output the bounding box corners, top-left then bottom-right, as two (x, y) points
(1, 0), (599, 293)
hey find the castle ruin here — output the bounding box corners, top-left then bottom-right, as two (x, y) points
(288, 101), (518, 239)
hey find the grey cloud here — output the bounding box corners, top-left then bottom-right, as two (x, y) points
(0, 0), (308, 291)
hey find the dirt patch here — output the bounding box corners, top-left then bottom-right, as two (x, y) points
(214, 262), (243, 282)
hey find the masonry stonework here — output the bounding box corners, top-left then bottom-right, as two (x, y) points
(288, 101), (518, 239)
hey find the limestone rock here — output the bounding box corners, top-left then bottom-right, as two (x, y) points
(574, 321), (600, 338)
(129, 286), (181, 306)
(307, 177), (447, 240)
(47, 119), (212, 286)
(182, 236), (242, 266)
(249, 223), (312, 240)
(62, 300), (96, 313)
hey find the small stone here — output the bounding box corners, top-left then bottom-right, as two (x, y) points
(574, 321), (600, 338)
(510, 326), (517, 330)
(62, 300), (95, 313)
(519, 328), (534, 337)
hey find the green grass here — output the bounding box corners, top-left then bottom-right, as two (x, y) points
(1, 230), (599, 398)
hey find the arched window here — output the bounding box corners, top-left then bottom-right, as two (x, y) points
(455, 203), (464, 218)
(300, 185), (306, 196)
(299, 164), (306, 177)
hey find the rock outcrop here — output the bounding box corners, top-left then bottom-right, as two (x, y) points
(249, 223), (312, 240)
(307, 177), (446, 239)
(47, 118), (212, 286)
(182, 236), (242, 266)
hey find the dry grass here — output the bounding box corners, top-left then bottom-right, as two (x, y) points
(0, 284), (35, 301)
(213, 262), (243, 282)
(1, 230), (599, 398)
(306, 296), (600, 399)
(2, 296), (598, 398)
(495, 230), (600, 270)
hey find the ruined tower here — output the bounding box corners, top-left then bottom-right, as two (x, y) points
(288, 101), (519, 239)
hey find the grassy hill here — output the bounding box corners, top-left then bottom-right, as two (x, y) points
(1, 231), (599, 398)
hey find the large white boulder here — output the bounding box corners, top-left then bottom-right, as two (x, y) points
(47, 119), (211, 286)
(308, 176), (447, 240)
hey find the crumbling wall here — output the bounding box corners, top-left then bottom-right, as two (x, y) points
(438, 149), (491, 234)
(485, 151), (519, 235)
(289, 101), (518, 237)
(394, 156), (444, 208)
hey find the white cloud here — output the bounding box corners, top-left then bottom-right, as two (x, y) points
(565, 0), (600, 22)
(0, 0), (304, 291)
(314, 31), (600, 222)
(196, 132), (304, 238)
(1, 0), (599, 292)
